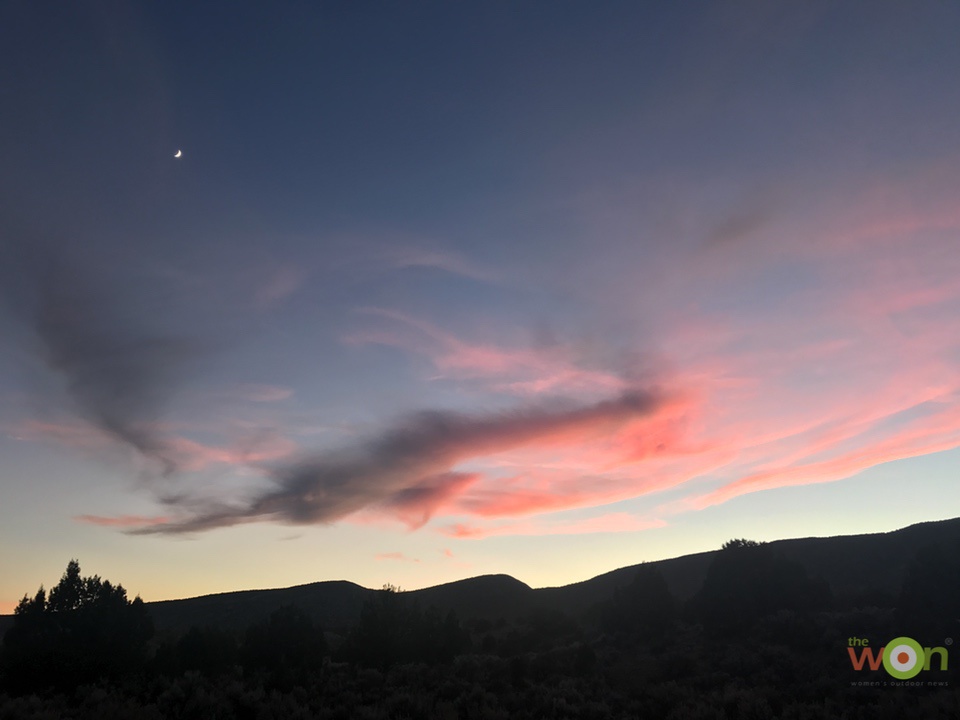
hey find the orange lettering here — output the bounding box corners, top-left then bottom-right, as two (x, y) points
(848, 646), (884, 671)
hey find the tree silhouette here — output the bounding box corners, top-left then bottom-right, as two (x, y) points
(601, 565), (679, 642)
(690, 541), (831, 636)
(339, 587), (468, 669)
(722, 538), (764, 550)
(1, 560), (153, 693)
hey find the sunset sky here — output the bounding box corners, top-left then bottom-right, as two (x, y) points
(2, 1), (960, 613)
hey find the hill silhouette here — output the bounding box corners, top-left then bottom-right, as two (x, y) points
(2, 516), (959, 640)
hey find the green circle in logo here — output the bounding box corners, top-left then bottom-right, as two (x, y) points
(883, 636), (925, 679)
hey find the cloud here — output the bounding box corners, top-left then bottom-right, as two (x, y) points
(232, 384), (294, 403)
(132, 389), (665, 535)
(122, 210), (960, 538)
(14, 420), (111, 449)
(34, 280), (194, 471)
(345, 308), (626, 395)
(441, 513), (666, 539)
(453, 482), (610, 518)
(315, 239), (499, 287)
(375, 552), (420, 563)
(16, 418), (296, 473)
(705, 206), (770, 248)
(164, 433), (298, 471)
(383, 248), (500, 283)
(63, 180), (960, 540)
(253, 266), (307, 309)
(0, 246), (202, 474)
(383, 472), (481, 529)
(75, 514), (172, 528)
(645, 215), (960, 511)
(687, 396), (960, 510)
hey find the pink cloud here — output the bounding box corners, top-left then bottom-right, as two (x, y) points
(15, 420), (111, 449)
(383, 472), (481, 529)
(441, 513), (666, 539)
(233, 384), (294, 403)
(77, 193), (960, 537)
(75, 514), (172, 528)
(165, 434), (298, 472)
(15, 419), (297, 473)
(345, 308), (625, 396)
(690, 397), (960, 509)
(166, 219), (960, 535)
(643, 203), (960, 510)
(375, 552), (420, 563)
(337, 195), (960, 530)
(135, 390), (672, 534)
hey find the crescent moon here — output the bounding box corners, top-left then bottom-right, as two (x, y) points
(174, 149), (182, 158)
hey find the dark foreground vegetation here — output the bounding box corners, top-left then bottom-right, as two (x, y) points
(2, 530), (959, 719)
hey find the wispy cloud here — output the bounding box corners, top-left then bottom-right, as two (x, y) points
(383, 472), (481, 529)
(375, 552), (421, 563)
(345, 308), (625, 396)
(50, 182), (960, 540)
(253, 266), (307, 309)
(231, 384), (295, 403)
(0, 245), (204, 475)
(652, 203), (960, 510)
(14, 420), (111, 450)
(17, 419), (297, 473)
(314, 239), (499, 286)
(131, 390), (665, 534)
(441, 512), (666, 539)
(75, 514), (172, 528)
(381, 247), (500, 283)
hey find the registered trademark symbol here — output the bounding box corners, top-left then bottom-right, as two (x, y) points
(946, 638), (953, 646)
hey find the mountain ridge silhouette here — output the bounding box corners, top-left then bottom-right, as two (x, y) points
(3, 516), (959, 639)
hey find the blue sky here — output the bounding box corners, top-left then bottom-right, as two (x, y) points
(2, 1), (960, 610)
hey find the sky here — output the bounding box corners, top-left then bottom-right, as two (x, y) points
(2, 1), (960, 612)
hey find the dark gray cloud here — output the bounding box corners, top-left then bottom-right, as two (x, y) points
(384, 472), (480, 529)
(1, 240), (200, 473)
(707, 207), (770, 248)
(134, 390), (663, 534)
